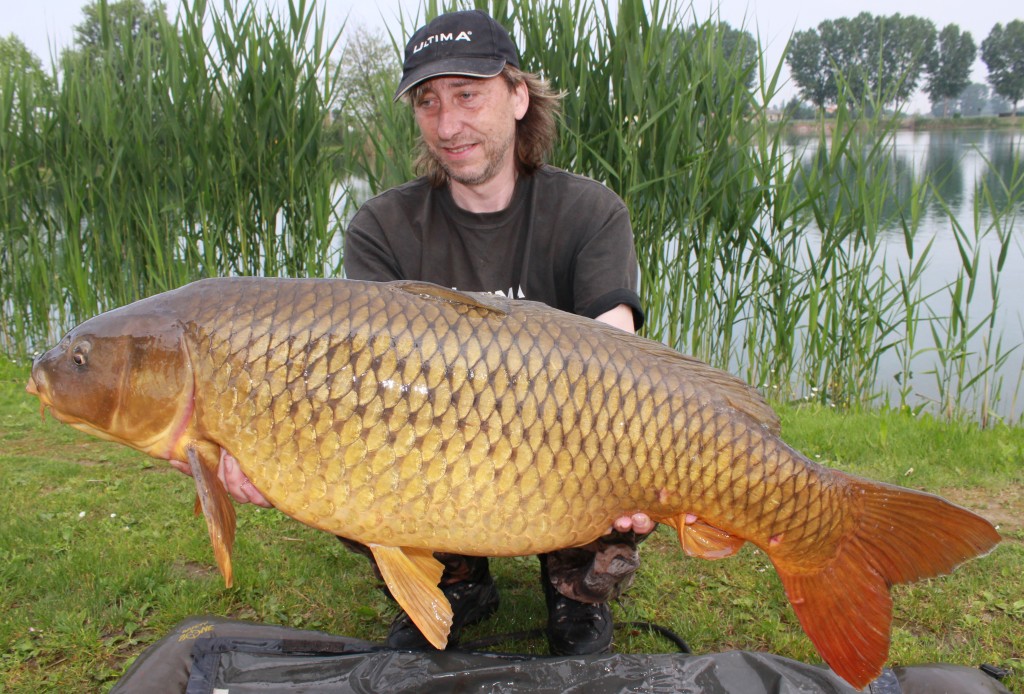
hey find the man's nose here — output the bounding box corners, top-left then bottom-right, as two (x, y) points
(436, 102), (462, 140)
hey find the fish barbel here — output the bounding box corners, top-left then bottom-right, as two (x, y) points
(26, 277), (999, 688)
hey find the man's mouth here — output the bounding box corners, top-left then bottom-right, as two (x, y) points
(444, 143), (476, 156)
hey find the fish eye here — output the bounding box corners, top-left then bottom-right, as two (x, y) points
(71, 340), (91, 367)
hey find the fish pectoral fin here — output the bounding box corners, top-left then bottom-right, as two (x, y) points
(368, 544), (452, 650)
(187, 443), (237, 588)
(662, 514), (746, 559)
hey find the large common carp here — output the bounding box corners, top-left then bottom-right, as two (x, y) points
(27, 277), (998, 688)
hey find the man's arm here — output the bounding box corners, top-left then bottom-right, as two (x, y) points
(595, 304), (636, 333)
(343, 205), (404, 281)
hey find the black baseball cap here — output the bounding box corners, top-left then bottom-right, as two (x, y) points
(393, 10), (520, 101)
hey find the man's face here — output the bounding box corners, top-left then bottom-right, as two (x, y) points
(413, 75), (529, 188)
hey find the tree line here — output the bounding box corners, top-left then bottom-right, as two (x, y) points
(787, 13), (1024, 115)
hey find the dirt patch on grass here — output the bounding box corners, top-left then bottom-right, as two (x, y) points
(6, 430), (107, 459)
(171, 560), (218, 581)
(940, 485), (1024, 539)
(6, 427), (148, 468)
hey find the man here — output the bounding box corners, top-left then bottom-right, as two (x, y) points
(175, 9), (654, 656)
(340, 9), (653, 656)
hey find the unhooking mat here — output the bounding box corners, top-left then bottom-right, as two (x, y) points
(108, 615), (1012, 694)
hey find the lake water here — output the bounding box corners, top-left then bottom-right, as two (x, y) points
(796, 128), (1024, 423)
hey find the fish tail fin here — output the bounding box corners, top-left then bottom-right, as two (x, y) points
(187, 443), (237, 588)
(771, 475), (1000, 689)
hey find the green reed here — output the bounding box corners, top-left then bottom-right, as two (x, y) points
(925, 151), (1022, 425)
(1, 0), (1022, 425)
(0, 0), (340, 353)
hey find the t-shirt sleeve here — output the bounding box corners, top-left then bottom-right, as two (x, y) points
(572, 201), (645, 330)
(343, 205), (403, 282)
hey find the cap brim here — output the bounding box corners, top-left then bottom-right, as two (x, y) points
(393, 58), (508, 101)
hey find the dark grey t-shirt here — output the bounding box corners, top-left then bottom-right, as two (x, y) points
(343, 165), (644, 329)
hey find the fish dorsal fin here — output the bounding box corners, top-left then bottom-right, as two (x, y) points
(368, 544), (452, 649)
(389, 281), (508, 316)
(187, 443), (237, 587)
(660, 513), (746, 559)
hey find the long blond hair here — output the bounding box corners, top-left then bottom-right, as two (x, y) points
(410, 66), (563, 187)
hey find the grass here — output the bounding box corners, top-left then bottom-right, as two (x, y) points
(2, 356), (1022, 692)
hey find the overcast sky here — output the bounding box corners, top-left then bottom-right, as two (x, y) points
(2, 0), (1018, 112)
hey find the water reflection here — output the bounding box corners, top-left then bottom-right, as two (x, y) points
(979, 131), (1024, 212)
(788, 128), (1023, 422)
(795, 129), (1024, 237)
(922, 131), (967, 211)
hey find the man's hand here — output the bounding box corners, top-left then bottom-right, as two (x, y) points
(613, 512), (656, 535)
(168, 449), (272, 508)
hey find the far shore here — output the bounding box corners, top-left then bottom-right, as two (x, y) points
(784, 114), (1022, 136)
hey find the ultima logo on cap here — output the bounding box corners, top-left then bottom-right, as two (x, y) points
(412, 31), (475, 55)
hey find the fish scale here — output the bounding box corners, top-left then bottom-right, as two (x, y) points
(27, 276), (1000, 689)
(188, 280), (675, 551)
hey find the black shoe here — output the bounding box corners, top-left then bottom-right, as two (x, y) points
(385, 574), (500, 649)
(545, 591), (614, 656)
(539, 553), (614, 656)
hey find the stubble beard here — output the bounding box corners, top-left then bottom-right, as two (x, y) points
(430, 129), (517, 187)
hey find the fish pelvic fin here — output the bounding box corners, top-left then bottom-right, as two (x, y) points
(187, 443), (237, 588)
(660, 513), (746, 559)
(368, 544), (452, 650)
(771, 475), (1000, 689)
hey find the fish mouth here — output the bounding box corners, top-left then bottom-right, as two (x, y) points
(25, 374), (50, 420)
(26, 374), (69, 424)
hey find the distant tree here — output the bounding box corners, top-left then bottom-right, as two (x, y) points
(333, 26), (400, 122)
(63, 0), (173, 75)
(713, 22), (759, 92)
(871, 14), (936, 109)
(981, 20), (1024, 113)
(781, 96), (816, 120)
(823, 13), (878, 105)
(73, 0), (167, 51)
(678, 21), (759, 105)
(0, 35), (48, 83)
(0, 35), (52, 110)
(653, 22), (759, 114)
(925, 25), (976, 116)
(958, 83), (990, 116)
(787, 29), (830, 107)
(787, 13), (935, 112)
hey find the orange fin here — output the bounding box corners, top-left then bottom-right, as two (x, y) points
(368, 544), (452, 650)
(771, 475), (1000, 689)
(662, 513), (746, 559)
(187, 444), (237, 588)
